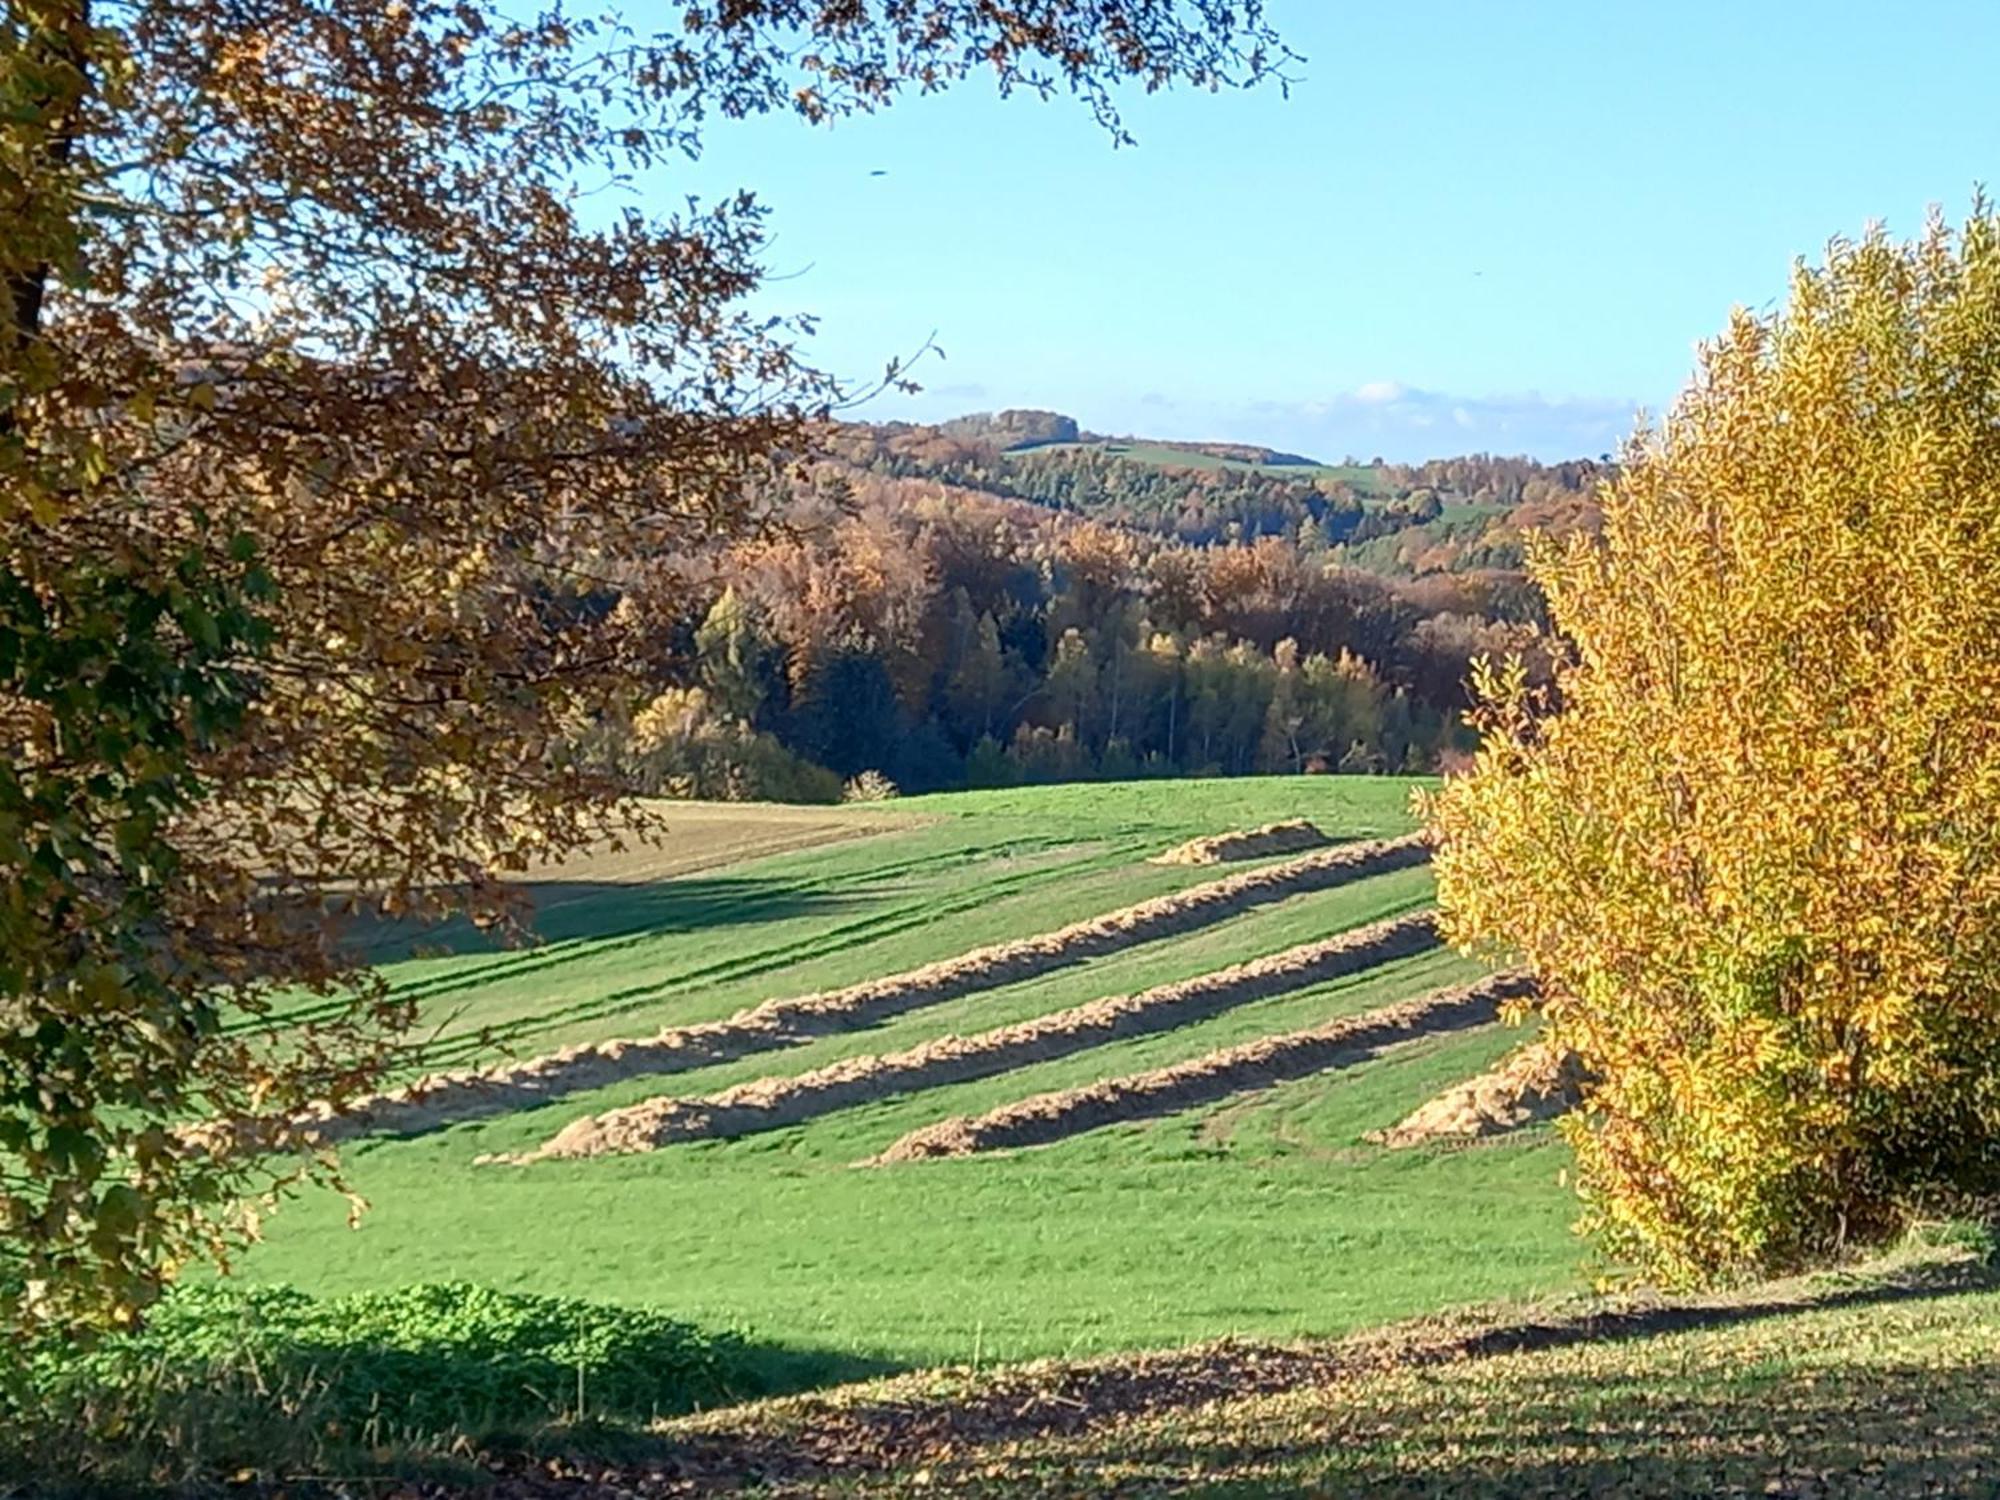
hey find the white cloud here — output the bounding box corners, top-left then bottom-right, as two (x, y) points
(1250, 382), (1637, 461)
(1351, 379), (1409, 405)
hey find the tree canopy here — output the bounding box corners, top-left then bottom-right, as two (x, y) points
(0, 0), (1289, 1329)
(1426, 207), (2000, 1282)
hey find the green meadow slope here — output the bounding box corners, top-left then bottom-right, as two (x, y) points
(235, 779), (1579, 1377)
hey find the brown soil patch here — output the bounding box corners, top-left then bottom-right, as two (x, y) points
(205, 831), (1432, 1151)
(524, 802), (923, 886)
(1151, 819), (1332, 865)
(1367, 1041), (1587, 1149)
(868, 969), (1534, 1163)
(499, 910), (1441, 1162)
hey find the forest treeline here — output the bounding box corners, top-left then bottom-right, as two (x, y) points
(591, 457), (1562, 800)
(827, 414), (1607, 555)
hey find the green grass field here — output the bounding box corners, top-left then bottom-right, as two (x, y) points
(234, 778), (1580, 1385)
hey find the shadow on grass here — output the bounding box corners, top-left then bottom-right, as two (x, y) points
(232, 872), (866, 1043)
(732, 1341), (909, 1397)
(8, 1303), (907, 1500)
(225, 868), (868, 1072)
(343, 874), (868, 966)
(623, 1258), (1999, 1496)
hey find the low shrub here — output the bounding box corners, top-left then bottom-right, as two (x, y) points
(841, 769), (900, 802)
(2, 1281), (744, 1491)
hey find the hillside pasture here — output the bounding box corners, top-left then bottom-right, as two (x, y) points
(232, 778), (1579, 1378)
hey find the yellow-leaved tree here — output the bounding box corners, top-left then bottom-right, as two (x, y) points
(1425, 205), (2000, 1283)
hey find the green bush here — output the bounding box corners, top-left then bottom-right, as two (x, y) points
(4, 1282), (745, 1489)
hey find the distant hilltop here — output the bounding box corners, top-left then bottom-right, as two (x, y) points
(1151, 438), (1322, 467)
(934, 409), (1324, 467)
(937, 409), (1080, 448)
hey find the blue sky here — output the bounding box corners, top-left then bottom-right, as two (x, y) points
(662, 1), (2000, 461)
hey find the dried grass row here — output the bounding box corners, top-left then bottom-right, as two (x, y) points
(503, 910), (1442, 1161)
(869, 969), (1534, 1163)
(247, 831), (1431, 1146)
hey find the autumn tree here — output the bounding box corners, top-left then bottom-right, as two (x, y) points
(1043, 626), (1099, 739)
(1258, 636), (1305, 772)
(0, 0), (1292, 1330)
(1425, 207), (2000, 1282)
(942, 604), (1013, 743)
(694, 587), (771, 724)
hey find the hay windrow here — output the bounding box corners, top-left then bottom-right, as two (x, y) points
(200, 830), (1432, 1150)
(1151, 820), (1332, 865)
(1366, 1041), (1586, 1149)
(868, 969), (1535, 1163)
(496, 910), (1442, 1162)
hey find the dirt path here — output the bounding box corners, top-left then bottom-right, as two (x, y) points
(211, 831), (1432, 1150)
(500, 910), (1441, 1161)
(868, 968), (1534, 1163)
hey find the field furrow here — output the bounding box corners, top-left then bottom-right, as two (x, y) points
(502, 910), (1441, 1160)
(869, 969), (1535, 1162)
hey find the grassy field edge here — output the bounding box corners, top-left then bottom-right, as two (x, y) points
(630, 1241), (1999, 1497)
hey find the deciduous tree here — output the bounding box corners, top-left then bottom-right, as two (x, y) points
(0, 0), (1290, 1329)
(1425, 207), (2000, 1282)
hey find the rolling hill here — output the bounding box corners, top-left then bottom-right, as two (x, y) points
(231, 778), (1577, 1371)
(64, 777), (1994, 1498)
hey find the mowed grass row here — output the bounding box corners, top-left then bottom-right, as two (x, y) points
(271, 778), (1423, 1074)
(232, 778), (1581, 1373)
(486, 935), (1478, 1167)
(459, 858), (1444, 1153)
